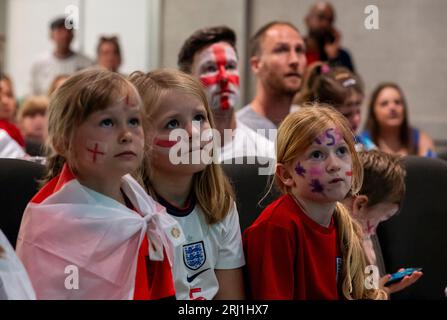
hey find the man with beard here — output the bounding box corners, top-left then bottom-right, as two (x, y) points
(178, 26), (274, 162)
(304, 1), (355, 72)
(237, 21), (307, 140)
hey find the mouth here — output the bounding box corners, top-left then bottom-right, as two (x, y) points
(285, 72), (302, 78)
(217, 90), (234, 95)
(329, 178), (344, 184)
(114, 151), (137, 157)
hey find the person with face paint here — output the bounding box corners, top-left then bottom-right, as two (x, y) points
(16, 69), (183, 299)
(243, 105), (387, 300)
(178, 26), (274, 162)
(342, 150), (422, 296)
(130, 70), (245, 300)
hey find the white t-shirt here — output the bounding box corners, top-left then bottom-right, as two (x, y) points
(219, 120), (276, 162)
(158, 197), (245, 300)
(30, 51), (93, 95)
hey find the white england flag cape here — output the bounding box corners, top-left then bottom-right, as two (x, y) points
(16, 164), (185, 300)
(0, 229), (36, 300)
(0, 127), (26, 159)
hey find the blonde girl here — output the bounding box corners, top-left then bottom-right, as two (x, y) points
(129, 69), (245, 300)
(16, 68), (183, 300)
(244, 104), (387, 300)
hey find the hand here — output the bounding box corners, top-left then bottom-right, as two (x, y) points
(379, 268), (423, 296)
(324, 27), (341, 60)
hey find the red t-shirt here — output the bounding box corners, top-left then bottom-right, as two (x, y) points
(243, 194), (342, 300)
(122, 193), (176, 300)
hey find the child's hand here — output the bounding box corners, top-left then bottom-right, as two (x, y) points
(379, 268), (423, 296)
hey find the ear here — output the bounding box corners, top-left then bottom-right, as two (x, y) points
(352, 195), (369, 219)
(276, 163), (295, 188)
(250, 55), (261, 74)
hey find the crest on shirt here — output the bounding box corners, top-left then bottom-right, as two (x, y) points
(183, 241), (206, 270)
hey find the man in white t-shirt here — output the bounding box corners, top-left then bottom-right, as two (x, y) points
(178, 26), (275, 163)
(30, 17), (93, 95)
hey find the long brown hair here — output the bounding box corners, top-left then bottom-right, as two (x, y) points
(129, 69), (234, 224)
(365, 83), (415, 154)
(276, 105), (386, 300)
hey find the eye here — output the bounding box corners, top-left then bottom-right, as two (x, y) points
(128, 117), (140, 128)
(310, 150), (324, 160)
(274, 45), (289, 53)
(100, 118), (113, 128)
(193, 114), (206, 122)
(166, 119), (179, 129)
(336, 146), (349, 157)
(295, 45), (304, 54)
(203, 64), (217, 74)
(226, 61), (237, 70)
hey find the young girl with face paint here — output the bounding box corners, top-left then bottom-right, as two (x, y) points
(342, 150), (422, 296)
(16, 69), (184, 299)
(129, 69), (245, 300)
(244, 105), (387, 300)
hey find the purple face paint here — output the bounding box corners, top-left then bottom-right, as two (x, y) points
(295, 162), (306, 177)
(315, 128), (344, 146)
(325, 128), (336, 146)
(310, 179), (324, 194)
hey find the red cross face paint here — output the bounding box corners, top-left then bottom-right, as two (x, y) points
(86, 140), (107, 164)
(193, 42), (240, 111)
(290, 129), (353, 203)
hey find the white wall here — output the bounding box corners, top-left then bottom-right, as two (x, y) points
(5, 0), (159, 98)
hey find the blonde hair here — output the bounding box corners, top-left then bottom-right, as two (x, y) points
(129, 69), (234, 224)
(276, 104), (387, 300)
(18, 95), (49, 122)
(44, 68), (143, 184)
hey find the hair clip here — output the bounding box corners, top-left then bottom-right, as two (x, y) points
(342, 78), (356, 87)
(321, 64), (331, 74)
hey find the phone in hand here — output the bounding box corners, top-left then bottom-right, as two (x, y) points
(384, 268), (423, 287)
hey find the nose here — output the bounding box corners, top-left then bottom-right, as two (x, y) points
(119, 128), (133, 144)
(289, 49), (300, 68)
(217, 65), (229, 83)
(326, 152), (341, 173)
(185, 120), (201, 140)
